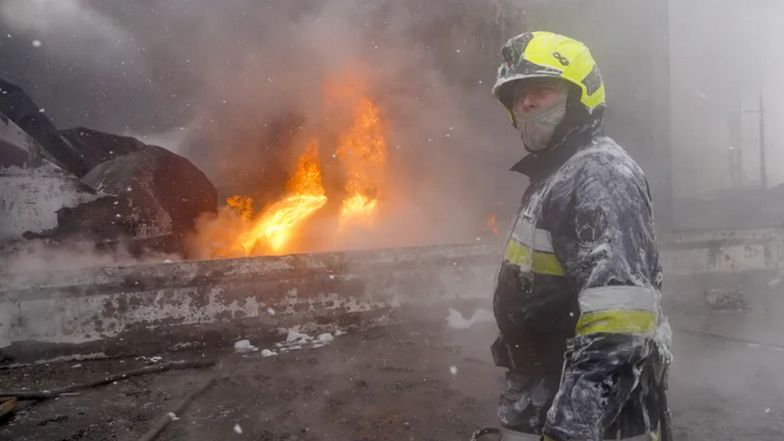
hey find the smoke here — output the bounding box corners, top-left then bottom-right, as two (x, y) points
(0, 0), (526, 252)
(0, 239), (179, 293)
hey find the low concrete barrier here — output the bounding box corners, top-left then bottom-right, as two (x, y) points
(0, 244), (498, 354)
(4, 227), (784, 361)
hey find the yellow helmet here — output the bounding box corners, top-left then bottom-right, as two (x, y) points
(492, 31), (605, 126)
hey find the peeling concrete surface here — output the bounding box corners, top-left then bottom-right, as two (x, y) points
(5, 230), (784, 359)
(0, 245), (497, 354)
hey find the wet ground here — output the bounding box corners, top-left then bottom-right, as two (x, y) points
(2, 305), (784, 441)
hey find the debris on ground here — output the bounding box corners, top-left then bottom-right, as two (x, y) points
(0, 359), (215, 400)
(2, 314), (780, 441)
(233, 340), (258, 353)
(0, 397), (16, 419)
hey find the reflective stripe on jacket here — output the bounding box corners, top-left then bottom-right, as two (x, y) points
(492, 135), (671, 441)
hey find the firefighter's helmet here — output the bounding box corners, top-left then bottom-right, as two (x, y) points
(492, 31), (605, 127)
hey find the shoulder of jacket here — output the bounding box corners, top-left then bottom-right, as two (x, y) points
(564, 136), (644, 182)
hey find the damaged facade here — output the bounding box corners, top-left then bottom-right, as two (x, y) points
(0, 78), (216, 256)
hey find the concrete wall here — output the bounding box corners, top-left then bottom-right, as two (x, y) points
(4, 227), (784, 361)
(0, 244), (497, 353)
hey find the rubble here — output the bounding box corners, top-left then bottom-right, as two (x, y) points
(0, 117), (102, 239)
(0, 78), (73, 171)
(79, 143), (217, 252)
(0, 77), (216, 255)
(58, 127), (146, 178)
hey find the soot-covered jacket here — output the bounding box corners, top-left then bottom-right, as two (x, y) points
(492, 134), (671, 441)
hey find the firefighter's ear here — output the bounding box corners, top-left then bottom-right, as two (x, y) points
(575, 206), (607, 244)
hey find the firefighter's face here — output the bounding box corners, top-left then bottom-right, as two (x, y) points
(512, 78), (566, 117)
(511, 78), (569, 152)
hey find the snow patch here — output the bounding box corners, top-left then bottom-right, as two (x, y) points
(136, 355), (163, 364)
(286, 328), (313, 344)
(234, 339), (257, 353)
(317, 333), (334, 343)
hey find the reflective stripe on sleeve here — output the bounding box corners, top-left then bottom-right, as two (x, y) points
(578, 286), (659, 313)
(576, 286), (659, 336)
(504, 239), (565, 276)
(510, 218), (555, 253)
(576, 310), (657, 335)
(532, 227), (555, 253)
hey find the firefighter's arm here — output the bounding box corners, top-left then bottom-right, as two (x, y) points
(541, 161), (660, 441)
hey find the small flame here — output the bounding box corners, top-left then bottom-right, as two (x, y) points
(233, 139), (327, 254)
(226, 195), (253, 220)
(340, 193), (378, 221)
(487, 214), (499, 236)
(336, 96), (387, 226)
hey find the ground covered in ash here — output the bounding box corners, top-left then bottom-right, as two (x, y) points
(2, 307), (784, 441)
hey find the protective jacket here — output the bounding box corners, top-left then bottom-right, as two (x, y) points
(492, 119), (671, 440)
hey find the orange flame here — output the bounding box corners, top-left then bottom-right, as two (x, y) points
(187, 83), (392, 259)
(336, 97), (387, 226)
(232, 139), (327, 254)
(487, 214), (499, 236)
(226, 195), (253, 220)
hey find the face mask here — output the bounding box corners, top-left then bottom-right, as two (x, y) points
(513, 91), (567, 153)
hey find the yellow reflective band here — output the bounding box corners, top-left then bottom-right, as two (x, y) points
(576, 309), (657, 336)
(504, 240), (565, 276)
(504, 238), (532, 267)
(531, 251), (566, 276)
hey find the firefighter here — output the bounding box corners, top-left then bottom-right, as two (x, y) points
(483, 32), (672, 441)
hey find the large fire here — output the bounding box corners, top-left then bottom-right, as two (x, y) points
(188, 85), (388, 258)
(232, 140), (328, 254)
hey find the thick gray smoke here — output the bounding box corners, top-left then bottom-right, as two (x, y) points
(0, 0), (534, 250)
